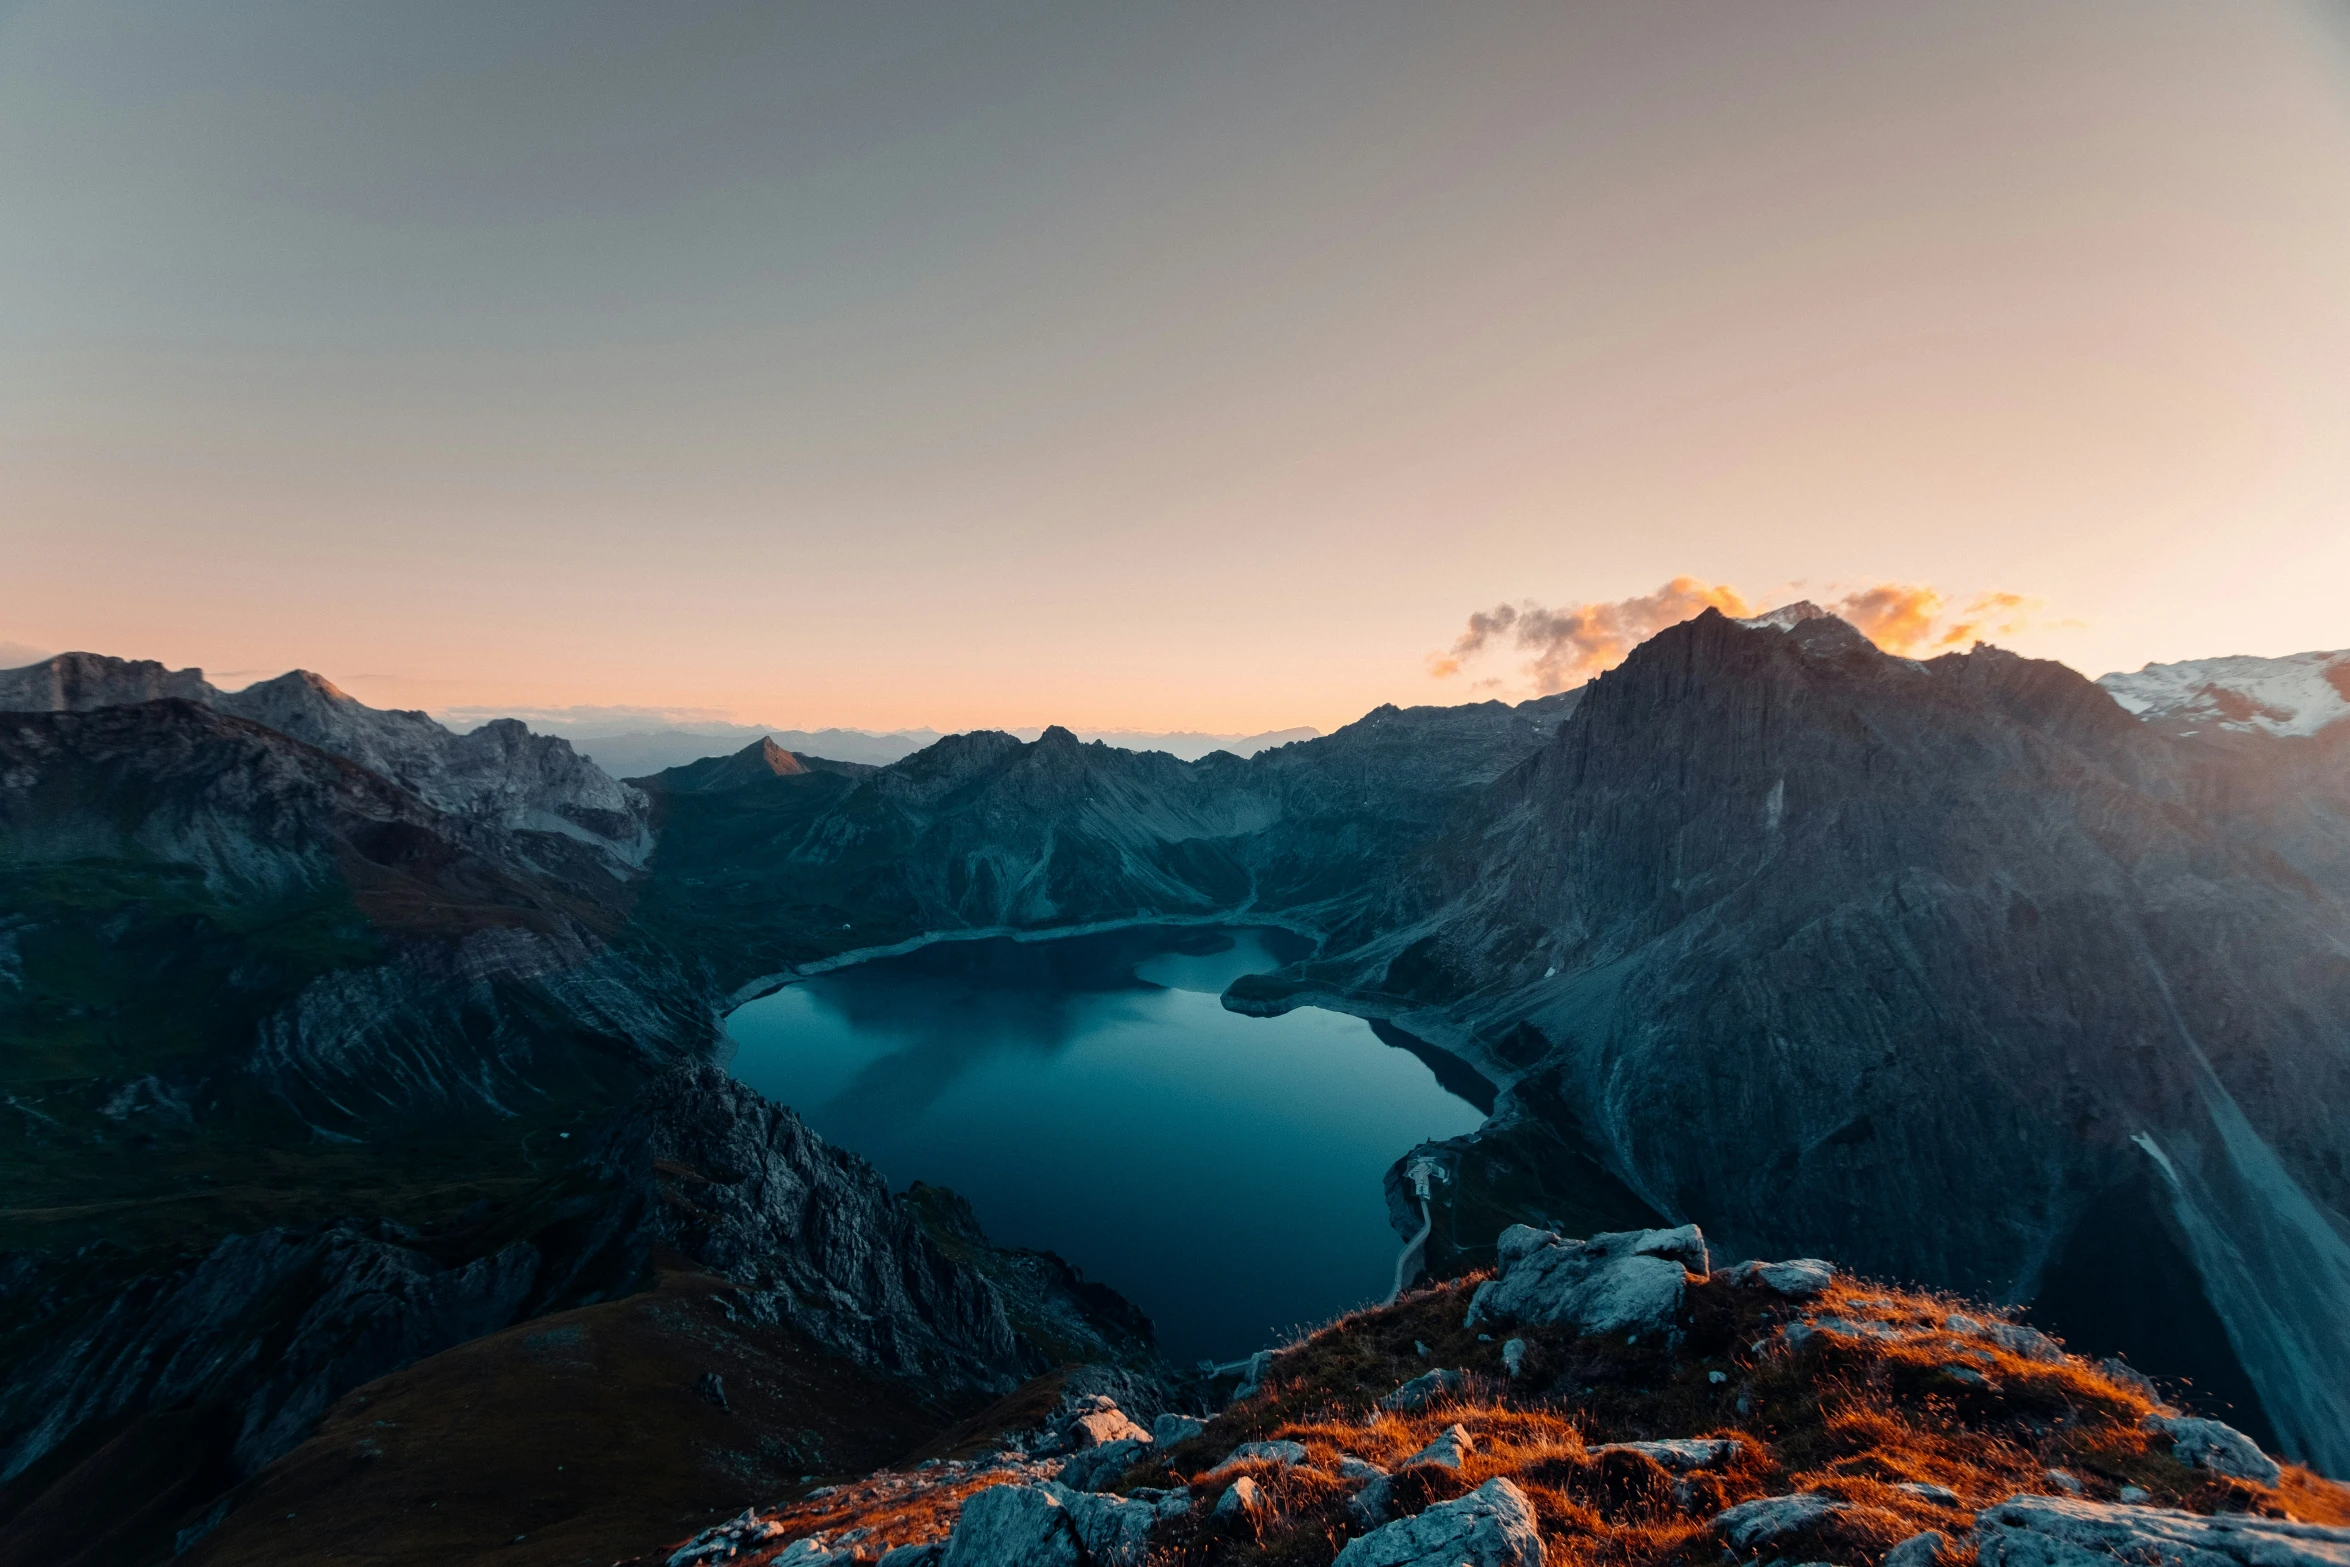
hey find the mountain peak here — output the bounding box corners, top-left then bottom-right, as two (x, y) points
(751, 737), (808, 776)
(1734, 600), (1837, 631)
(2099, 649), (2350, 740)
(0, 650), (216, 712)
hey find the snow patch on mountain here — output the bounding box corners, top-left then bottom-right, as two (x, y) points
(2098, 650), (2350, 739)
(1734, 601), (1838, 632)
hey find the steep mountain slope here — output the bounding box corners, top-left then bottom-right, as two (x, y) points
(0, 698), (699, 1153)
(1290, 611), (2350, 1472)
(0, 1069), (1151, 1567)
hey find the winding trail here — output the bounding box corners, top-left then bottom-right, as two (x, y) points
(1385, 1197), (1434, 1307)
(1383, 1155), (1448, 1306)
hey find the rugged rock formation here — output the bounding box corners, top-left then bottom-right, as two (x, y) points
(0, 698), (700, 1130)
(629, 693), (1580, 988)
(0, 652), (653, 875)
(572, 1066), (1146, 1389)
(0, 1067), (1148, 1560)
(0, 651), (212, 711)
(1978, 1494), (2350, 1567)
(1463, 1223), (1709, 1339)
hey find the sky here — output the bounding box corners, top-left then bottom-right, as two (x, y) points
(6, 1), (2350, 734)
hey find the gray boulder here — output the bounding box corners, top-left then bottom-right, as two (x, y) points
(1464, 1225), (1707, 1338)
(2143, 1415), (2282, 1487)
(1590, 1437), (1743, 1471)
(1882, 1531), (1945, 1567)
(1408, 1424), (1477, 1469)
(1045, 1394), (1151, 1454)
(1215, 1475), (1266, 1523)
(1724, 1258), (1835, 1298)
(1059, 1485), (1186, 1565)
(1340, 1457), (1393, 1529)
(1380, 1368), (1467, 1410)
(1713, 1491), (1846, 1551)
(1976, 1495), (2350, 1567)
(1984, 1322), (2066, 1364)
(940, 1485), (1084, 1567)
(1213, 1438), (1308, 1473)
(877, 1547), (945, 1567)
(1333, 1476), (1544, 1567)
(1152, 1413), (1206, 1445)
(1058, 1436), (1150, 1492)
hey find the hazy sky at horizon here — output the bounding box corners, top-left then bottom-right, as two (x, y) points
(7, 2), (2350, 732)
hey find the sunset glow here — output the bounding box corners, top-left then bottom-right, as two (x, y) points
(8, 2), (2350, 732)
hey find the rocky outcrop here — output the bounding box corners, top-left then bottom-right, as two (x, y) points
(215, 669), (652, 872)
(0, 699), (706, 1128)
(1331, 1476), (1544, 1567)
(1976, 1495), (2350, 1567)
(936, 1481), (1187, 1567)
(578, 1066), (1142, 1390)
(2145, 1414), (2283, 1486)
(1712, 1491), (1846, 1551)
(1379, 1367), (1466, 1410)
(1464, 1224), (1708, 1339)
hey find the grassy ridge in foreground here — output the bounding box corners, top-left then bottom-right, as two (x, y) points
(655, 1266), (2350, 1565)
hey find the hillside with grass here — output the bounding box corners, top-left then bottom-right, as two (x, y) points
(630, 1224), (2350, 1567)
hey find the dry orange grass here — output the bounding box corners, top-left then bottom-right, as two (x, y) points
(653, 1268), (2350, 1566)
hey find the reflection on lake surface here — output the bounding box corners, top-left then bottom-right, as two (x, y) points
(722, 926), (1490, 1363)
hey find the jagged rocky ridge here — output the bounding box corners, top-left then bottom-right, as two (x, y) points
(0, 652), (653, 874)
(0, 1068), (1149, 1551)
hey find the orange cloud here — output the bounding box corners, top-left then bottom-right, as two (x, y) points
(1436, 577), (1756, 694)
(1833, 584), (2043, 656)
(1433, 578), (2046, 693)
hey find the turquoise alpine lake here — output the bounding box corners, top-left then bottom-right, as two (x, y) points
(721, 925), (1490, 1364)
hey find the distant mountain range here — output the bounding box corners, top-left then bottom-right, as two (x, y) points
(6, 622), (2350, 1555)
(549, 721), (1322, 777)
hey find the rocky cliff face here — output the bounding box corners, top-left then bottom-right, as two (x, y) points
(1322, 611), (2350, 1473)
